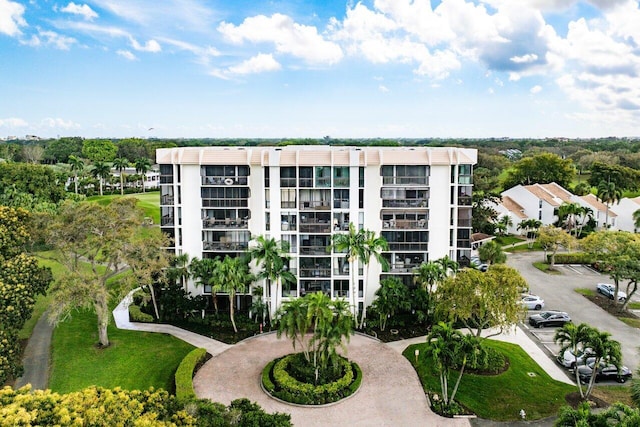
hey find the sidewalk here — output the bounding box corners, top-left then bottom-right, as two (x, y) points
(112, 289), (231, 357)
(14, 310), (52, 390)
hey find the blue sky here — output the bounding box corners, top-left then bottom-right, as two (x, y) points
(1, 0), (639, 139)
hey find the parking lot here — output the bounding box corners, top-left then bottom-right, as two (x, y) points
(507, 252), (640, 376)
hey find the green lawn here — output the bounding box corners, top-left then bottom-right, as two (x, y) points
(494, 236), (525, 246)
(628, 301), (640, 310)
(505, 242), (544, 252)
(405, 340), (575, 421)
(575, 288), (596, 297)
(87, 192), (160, 224)
(49, 309), (194, 394)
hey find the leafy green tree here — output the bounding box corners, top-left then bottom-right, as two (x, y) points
(553, 323), (592, 398)
(537, 225), (574, 270)
(472, 193), (500, 234)
(413, 257), (457, 324)
(248, 236), (295, 322)
(112, 157), (129, 195)
(634, 209), (640, 231)
(583, 328), (622, 399)
(572, 181), (591, 196)
(330, 222), (388, 325)
(0, 206), (52, 384)
(503, 152), (575, 189)
(370, 277), (411, 331)
(581, 231), (640, 309)
(189, 257), (221, 313)
(82, 139), (118, 163)
(45, 198), (147, 347)
(434, 266), (524, 337)
(91, 161), (111, 196)
(555, 402), (640, 427)
(0, 162), (67, 204)
(597, 180), (623, 228)
(477, 240), (506, 265)
(43, 136), (84, 163)
(134, 157), (152, 193)
(494, 215), (512, 236)
(589, 161), (640, 192)
(517, 218), (542, 248)
(117, 138), (152, 162)
(212, 255), (254, 333)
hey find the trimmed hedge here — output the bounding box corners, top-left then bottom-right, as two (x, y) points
(547, 252), (595, 265)
(129, 304), (154, 322)
(263, 353), (362, 405)
(175, 347), (208, 402)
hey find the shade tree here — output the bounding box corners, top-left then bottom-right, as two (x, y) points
(537, 225), (574, 270)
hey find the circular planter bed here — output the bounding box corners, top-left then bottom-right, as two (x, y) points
(262, 353), (362, 406)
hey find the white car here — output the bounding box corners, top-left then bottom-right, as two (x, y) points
(520, 295), (545, 310)
(596, 283), (627, 302)
(556, 349), (594, 369)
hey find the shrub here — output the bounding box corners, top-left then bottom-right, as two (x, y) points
(549, 252), (595, 265)
(464, 345), (507, 374)
(129, 304), (154, 322)
(264, 353), (360, 405)
(175, 348), (208, 402)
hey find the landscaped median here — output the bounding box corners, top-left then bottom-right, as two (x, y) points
(175, 347), (210, 402)
(404, 340), (575, 421)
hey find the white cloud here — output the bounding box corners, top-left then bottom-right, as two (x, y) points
(379, 85), (389, 93)
(61, 2), (98, 21)
(158, 37), (220, 65)
(530, 85), (542, 94)
(218, 13), (343, 65)
(37, 30), (77, 50)
(227, 53), (281, 75)
(41, 118), (80, 129)
(511, 53), (539, 64)
(0, 0), (26, 36)
(130, 37), (161, 52)
(0, 117), (28, 127)
(117, 49), (136, 60)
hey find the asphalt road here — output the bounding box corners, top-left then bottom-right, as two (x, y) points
(14, 310), (52, 390)
(507, 251), (640, 373)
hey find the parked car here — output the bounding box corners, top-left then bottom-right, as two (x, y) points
(470, 257), (488, 272)
(577, 361), (633, 384)
(528, 311), (571, 328)
(556, 348), (594, 369)
(596, 283), (627, 302)
(520, 295), (545, 310)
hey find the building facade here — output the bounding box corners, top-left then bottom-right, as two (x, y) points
(157, 145), (477, 313)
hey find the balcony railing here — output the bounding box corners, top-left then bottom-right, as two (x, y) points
(161, 216), (174, 226)
(457, 218), (472, 227)
(456, 240), (471, 248)
(333, 178), (349, 187)
(299, 245), (330, 255)
(333, 199), (350, 209)
(202, 176), (248, 186)
(161, 195), (174, 205)
(280, 177), (297, 187)
(458, 196), (472, 206)
(299, 178), (313, 187)
(382, 219), (427, 229)
(202, 199), (248, 208)
(299, 267), (331, 278)
(387, 242), (428, 251)
(382, 199), (428, 208)
(299, 223), (331, 233)
(382, 177), (428, 185)
(300, 201), (331, 210)
(202, 219), (249, 229)
(203, 241), (249, 251)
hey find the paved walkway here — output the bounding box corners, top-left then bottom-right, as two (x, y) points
(14, 310), (52, 390)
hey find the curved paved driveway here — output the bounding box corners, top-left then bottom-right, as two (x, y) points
(193, 333), (470, 427)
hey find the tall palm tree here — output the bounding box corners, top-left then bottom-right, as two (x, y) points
(424, 321), (465, 407)
(213, 255), (254, 333)
(91, 161), (111, 196)
(330, 222), (388, 325)
(168, 253), (191, 292)
(134, 157), (152, 193)
(435, 255), (459, 277)
(112, 157), (130, 196)
(597, 180), (622, 229)
(558, 202), (582, 235)
(495, 215), (513, 236)
(68, 155), (84, 195)
(359, 228), (389, 328)
(248, 236), (295, 322)
(189, 257), (221, 313)
(517, 218), (542, 249)
(413, 261), (445, 324)
(554, 323), (592, 398)
(583, 328), (622, 399)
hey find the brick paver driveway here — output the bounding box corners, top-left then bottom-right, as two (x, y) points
(193, 332), (470, 427)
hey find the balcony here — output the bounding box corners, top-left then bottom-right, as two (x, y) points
(161, 195), (174, 205)
(382, 177), (428, 185)
(299, 222), (331, 233)
(202, 199), (248, 208)
(161, 215), (174, 227)
(382, 199), (428, 208)
(387, 242), (428, 251)
(280, 177), (297, 188)
(202, 218), (249, 229)
(202, 176), (248, 186)
(300, 200), (331, 211)
(299, 267), (331, 278)
(203, 240), (249, 251)
(299, 245), (329, 255)
(382, 219), (427, 229)
(333, 199), (350, 209)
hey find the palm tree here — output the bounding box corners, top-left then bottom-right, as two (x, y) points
(435, 255), (459, 277)
(554, 323), (592, 398)
(633, 209), (640, 232)
(371, 277), (411, 331)
(495, 215), (513, 236)
(517, 219), (542, 249)
(134, 157), (152, 193)
(248, 235), (295, 322)
(358, 228), (389, 328)
(477, 240), (506, 265)
(213, 255), (254, 333)
(424, 322), (465, 407)
(189, 257), (221, 313)
(330, 222), (388, 324)
(68, 155), (84, 195)
(583, 328), (622, 399)
(112, 157), (130, 195)
(413, 261), (445, 324)
(597, 180), (622, 229)
(91, 161), (111, 196)
(168, 253), (191, 292)
(558, 202), (582, 235)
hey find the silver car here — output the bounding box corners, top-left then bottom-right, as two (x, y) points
(556, 349), (594, 369)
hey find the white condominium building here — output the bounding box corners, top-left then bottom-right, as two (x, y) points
(156, 145), (477, 313)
